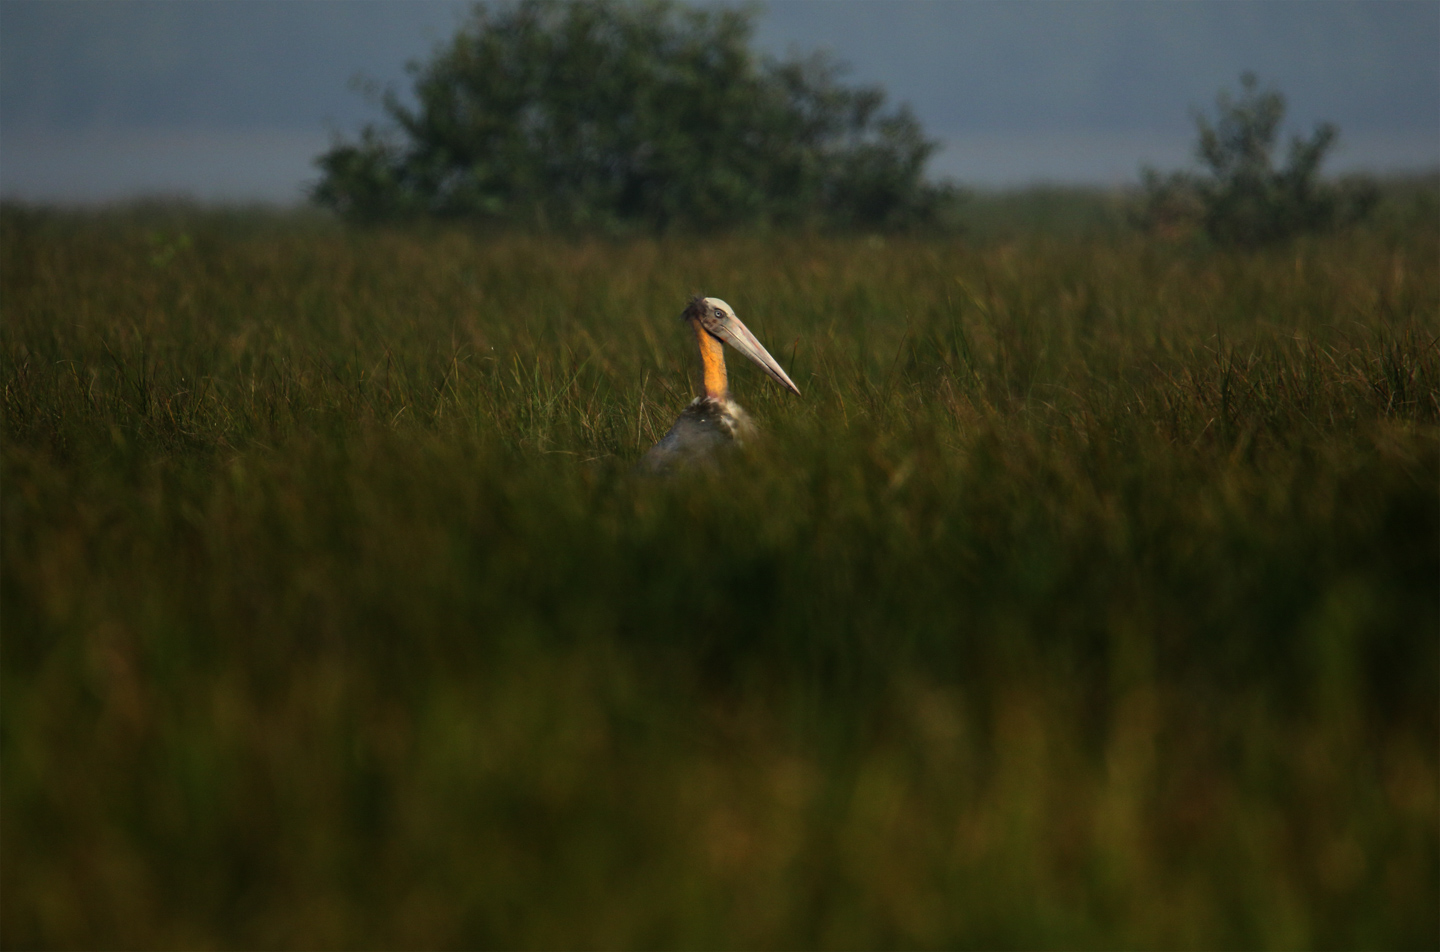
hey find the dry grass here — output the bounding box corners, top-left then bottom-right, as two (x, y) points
(2, 202), (1436, 948)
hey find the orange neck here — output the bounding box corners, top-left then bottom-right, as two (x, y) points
(694, 322), (728, 399)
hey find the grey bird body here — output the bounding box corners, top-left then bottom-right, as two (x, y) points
(641, 396), (756, 473)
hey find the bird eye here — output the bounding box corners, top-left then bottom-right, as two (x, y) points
(714, 308), (725, 319)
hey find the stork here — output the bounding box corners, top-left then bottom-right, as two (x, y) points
(641, 296), (800, 472)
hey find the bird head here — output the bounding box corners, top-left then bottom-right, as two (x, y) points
(683, 296), (801, 396)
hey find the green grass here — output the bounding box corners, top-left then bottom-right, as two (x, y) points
(2, 203), (1437, 948)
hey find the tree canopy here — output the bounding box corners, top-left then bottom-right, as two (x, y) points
(313, 0), (955, 231)
(1137, 72), (1376, 245)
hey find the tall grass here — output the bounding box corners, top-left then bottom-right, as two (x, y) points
(2, 203), (1437, 948)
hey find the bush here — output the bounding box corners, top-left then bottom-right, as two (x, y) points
(313, 0), (957, 232)
(1137, 72), (1377, 245)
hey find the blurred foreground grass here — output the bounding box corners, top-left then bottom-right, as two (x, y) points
(2, 203), (1437, 948)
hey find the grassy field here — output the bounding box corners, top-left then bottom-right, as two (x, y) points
(2, 197), (1437, 948)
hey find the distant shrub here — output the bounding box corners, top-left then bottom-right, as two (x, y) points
(313, 0), (957, 232)
(1137, 72), (1377, 245)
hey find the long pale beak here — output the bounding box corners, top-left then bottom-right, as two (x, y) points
(710, 314), (801, 396)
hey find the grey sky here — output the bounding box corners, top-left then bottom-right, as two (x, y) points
(2, 0), (1436, 203)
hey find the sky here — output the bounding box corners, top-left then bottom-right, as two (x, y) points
(1, 0), (1436, 203)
